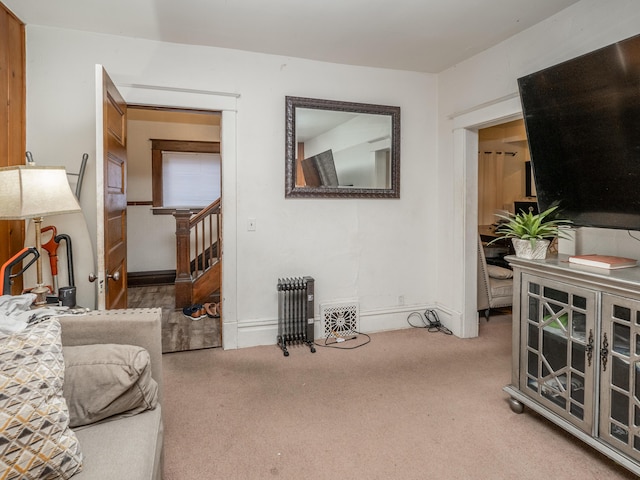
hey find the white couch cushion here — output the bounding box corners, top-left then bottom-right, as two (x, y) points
(490, 277), (514, 298)
(487, 264), (513, 279)
(63, 344), (158, 428)
(72, 407), (163, 480)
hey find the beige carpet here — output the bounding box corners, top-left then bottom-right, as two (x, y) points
(161, 314), (635, 479)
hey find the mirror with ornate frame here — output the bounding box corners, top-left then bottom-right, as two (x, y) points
(285, 96), (401, 198)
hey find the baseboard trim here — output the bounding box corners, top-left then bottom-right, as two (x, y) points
(433, 303), (467, 338)
(127, 270), (176, 287)
(231, 303), (446, 349)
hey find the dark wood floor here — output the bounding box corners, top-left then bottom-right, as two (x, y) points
(128, 285), (222, 353)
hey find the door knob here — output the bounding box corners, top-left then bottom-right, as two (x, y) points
(89, 271), (120, 282)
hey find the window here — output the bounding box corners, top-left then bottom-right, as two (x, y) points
(151, 140), (220, 208)
(162, 152), (220, 207)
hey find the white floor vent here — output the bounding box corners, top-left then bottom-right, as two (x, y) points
(321, 301), (359, 338)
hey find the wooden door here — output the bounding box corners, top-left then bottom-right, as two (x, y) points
(96, 66), (127, 309)
(0, 6), (26, 293)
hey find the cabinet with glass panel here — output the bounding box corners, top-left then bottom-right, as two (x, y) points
(518, 273), (596, 432)
(599, 293), (640, 460)
(504, 256), (640, 476)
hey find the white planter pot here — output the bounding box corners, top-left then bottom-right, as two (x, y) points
(512, 238), (550, 260)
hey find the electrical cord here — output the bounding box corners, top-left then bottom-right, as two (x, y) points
(314, 331), (371, 350)
(628, 230), (640, 243)
(407, 311), (427, 328)
(407, 309), (453, 335)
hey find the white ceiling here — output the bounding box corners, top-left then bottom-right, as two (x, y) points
(3, 0), (580, 73)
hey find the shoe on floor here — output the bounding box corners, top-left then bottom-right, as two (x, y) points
(204, 302), (220, 318)
(183, 304), (207, 320)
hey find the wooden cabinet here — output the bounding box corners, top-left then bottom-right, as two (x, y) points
(505, 255), (640, 475)
(0, 3), (26, 292)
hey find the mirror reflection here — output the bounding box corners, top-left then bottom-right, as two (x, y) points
(285, 97), (400, 198)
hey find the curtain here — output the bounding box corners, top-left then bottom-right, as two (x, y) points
(478, 151), (505, 225)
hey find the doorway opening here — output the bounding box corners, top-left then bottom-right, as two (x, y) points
(477, 118), (532, 261)
(125, 106), (223, 352)
(95, 68), (240, 349)
(476, 118), (530, 322)
(451, 94), (523, 338)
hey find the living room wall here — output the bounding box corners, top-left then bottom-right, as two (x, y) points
(436, 0), (640, 335)
(22, 25), (437, 348)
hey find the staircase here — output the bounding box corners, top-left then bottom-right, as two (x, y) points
(173, 198), (221, 308)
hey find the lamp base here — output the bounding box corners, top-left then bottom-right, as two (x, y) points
(31, 284), (50, 306)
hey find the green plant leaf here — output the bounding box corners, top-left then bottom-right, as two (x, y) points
(488, 205), (572, 247)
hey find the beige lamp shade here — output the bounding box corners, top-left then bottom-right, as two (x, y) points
(0, 165), (81, 219)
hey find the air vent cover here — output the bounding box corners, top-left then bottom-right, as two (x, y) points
(321, 301), (359, 338)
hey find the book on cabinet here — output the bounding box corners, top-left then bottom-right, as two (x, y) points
(568, 254), (637, 269)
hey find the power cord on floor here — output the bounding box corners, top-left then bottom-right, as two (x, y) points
(314, 331), (371, 350)
(407, 309), (453, 335)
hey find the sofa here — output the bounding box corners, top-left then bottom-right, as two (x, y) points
(58, 308), (164, 479)
(0, 307), (164, 480)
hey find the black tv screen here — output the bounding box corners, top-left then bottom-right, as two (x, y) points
(518, 33), (640, 230)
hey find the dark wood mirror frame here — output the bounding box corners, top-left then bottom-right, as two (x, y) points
(285, 96), (401, 198)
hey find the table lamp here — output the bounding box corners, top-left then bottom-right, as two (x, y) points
(0, 165), (82, 305)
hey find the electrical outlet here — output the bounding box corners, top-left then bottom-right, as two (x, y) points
(398, 295), (405, 306)
(247, 218), (256, 231)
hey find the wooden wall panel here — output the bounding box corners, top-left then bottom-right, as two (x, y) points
(0, 3), (26, 293)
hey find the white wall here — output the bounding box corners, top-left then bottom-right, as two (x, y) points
(436, 0), (640, 335)
(23, 25), (438, 347)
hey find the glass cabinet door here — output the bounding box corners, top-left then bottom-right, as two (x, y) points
(599, 293), (640, 461)
(520, 273), (596, 432)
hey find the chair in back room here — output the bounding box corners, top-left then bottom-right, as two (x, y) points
(477, 235), (513, 320)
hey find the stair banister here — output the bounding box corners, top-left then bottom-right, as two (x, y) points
(173, 198), (221, 308)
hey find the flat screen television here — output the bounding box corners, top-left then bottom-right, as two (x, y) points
(518, 33), (640, 230)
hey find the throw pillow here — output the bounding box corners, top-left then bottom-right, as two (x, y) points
(0, 318), (83, 479)
(62, 344), (159, 428)
(487, 265), (513, 279)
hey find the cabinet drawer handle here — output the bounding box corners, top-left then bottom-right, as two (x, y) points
(601, 333), (609, 371)
(586, 329), (594, 367)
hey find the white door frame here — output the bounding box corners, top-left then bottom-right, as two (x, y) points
(116, 82), (240, 350)
(451, 94), (523, 338)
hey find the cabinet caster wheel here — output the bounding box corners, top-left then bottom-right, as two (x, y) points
(284, 351), (289, 357)
(508, 397), (524, 414)
(310, 346), (316, 353)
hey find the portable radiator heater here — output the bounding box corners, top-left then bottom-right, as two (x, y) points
(277, 276), (316, 356)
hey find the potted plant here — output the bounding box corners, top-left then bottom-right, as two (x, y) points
(490, 205), (572, 259)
